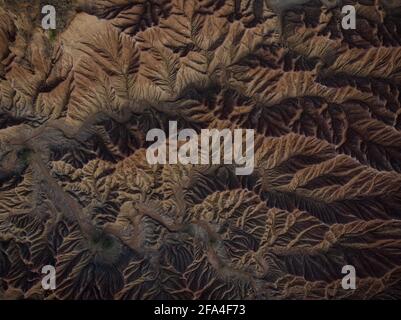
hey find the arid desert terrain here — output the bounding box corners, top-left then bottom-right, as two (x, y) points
(0, 0), (401, 299)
